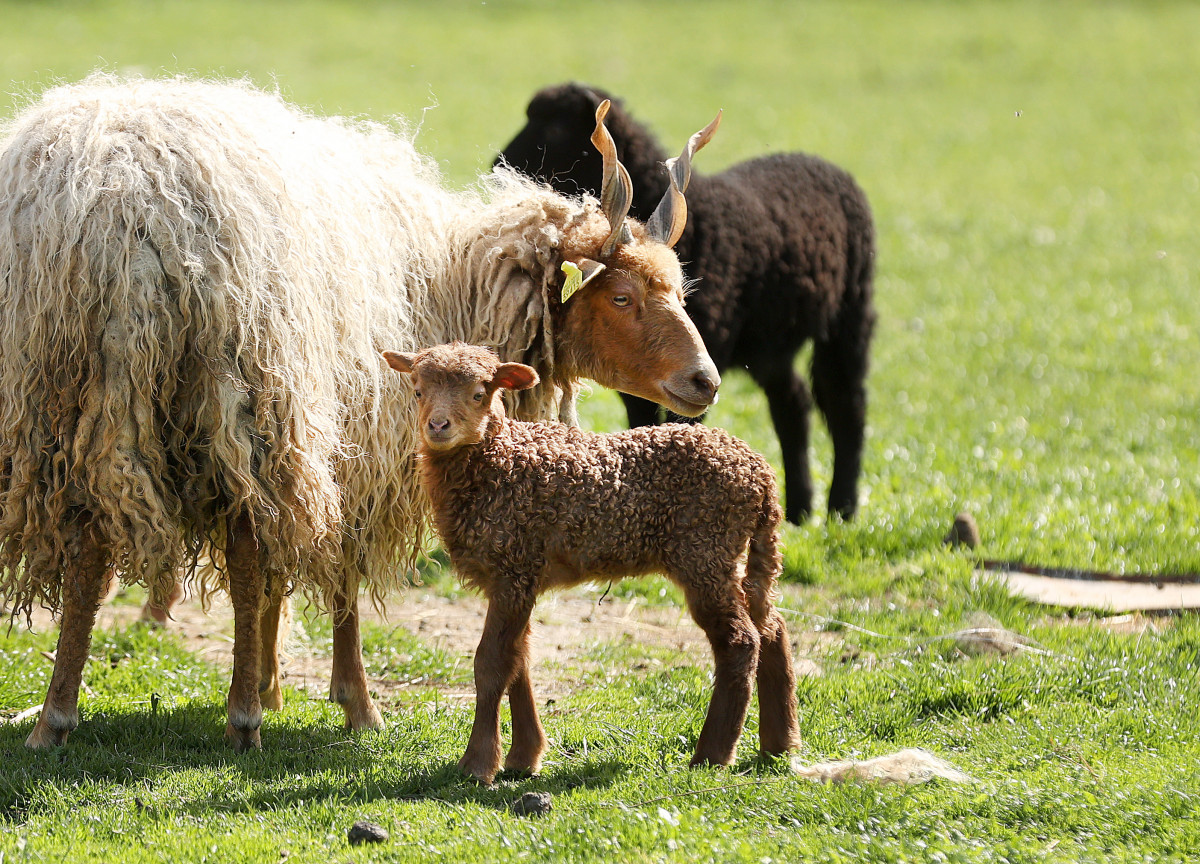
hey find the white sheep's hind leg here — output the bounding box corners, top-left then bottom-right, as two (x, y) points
(27, 517), (111, 749)
(328, 579), (384, 731)
(460, 592), (535, 785)
(224, 512), (264, 752)
(503, 622), (546, 776)
(257, 591), (290, 712)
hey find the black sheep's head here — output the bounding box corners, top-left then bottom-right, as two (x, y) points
(495, 83), (613, 196)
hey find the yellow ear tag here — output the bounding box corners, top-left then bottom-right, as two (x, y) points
(561, 261), (583, 303)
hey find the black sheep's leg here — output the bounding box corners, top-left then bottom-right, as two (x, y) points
(812, 336), (867, 521)
(622, 393), (663, 428)
(750, 360), (814, 524)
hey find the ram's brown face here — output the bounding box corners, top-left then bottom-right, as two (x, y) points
(556, 239), (719, 417)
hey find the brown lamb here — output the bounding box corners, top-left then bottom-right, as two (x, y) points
(383, 342), (800, 784)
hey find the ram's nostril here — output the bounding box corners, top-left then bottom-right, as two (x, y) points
(690, 371), (719, 401)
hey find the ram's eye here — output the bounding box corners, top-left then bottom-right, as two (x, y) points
(612, 294), (632, 307)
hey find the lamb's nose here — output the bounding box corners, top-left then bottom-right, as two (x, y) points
(428, 418), (450, 434)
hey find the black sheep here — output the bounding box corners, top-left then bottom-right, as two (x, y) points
(497, 83), (876, 521)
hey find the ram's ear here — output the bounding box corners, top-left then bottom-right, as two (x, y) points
(561, 258), (606, 303)
(492, 362), (540, 392)
(382, 350), (417, 373)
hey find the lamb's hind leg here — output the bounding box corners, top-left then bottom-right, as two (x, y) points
(26, 517), (110, 749)
(460, 591), (535, 784)
(224, 512), (264, 752)
(328, 578), (384, 731)
(684, 578), (761, 767)
(503, 621), (546, 776)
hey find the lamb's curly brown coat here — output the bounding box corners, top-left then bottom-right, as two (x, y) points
(393, 342), (800, 784)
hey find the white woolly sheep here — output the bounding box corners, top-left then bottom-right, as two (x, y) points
(0, 77), (720, 751)
(383, 341), (800, 784)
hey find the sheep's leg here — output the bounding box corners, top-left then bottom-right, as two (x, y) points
(750, 362), (814, 524)
(812, 334), (868, 521)
(752, 607), (799, 754)
(744, 528), (800, 755)
(26, 520), (110, 749)
(224, 512), (264, 752)
(328, 580), (384, 731)
(684, 582), (760, 768)
(257, 591), (290, 712)
(460, 594), (535, 784)
(621, 393), (663, 428)
(502, 622), (546, 776)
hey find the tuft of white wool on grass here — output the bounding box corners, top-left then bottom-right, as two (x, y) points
(790, 748), (971, 786)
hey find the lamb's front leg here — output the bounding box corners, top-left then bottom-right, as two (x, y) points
(503, 622), (546, 776)
(460, 592), (535, 784)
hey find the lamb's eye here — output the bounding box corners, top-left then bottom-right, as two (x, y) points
(414, 390), (422, 399)
(612, 294), (631, 307)
(473, 392), (484, 402)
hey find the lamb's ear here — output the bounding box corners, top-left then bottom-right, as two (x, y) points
(382, 350), (417, 374)
(560, 258), (606, 303)
(492, 362), (540, 392)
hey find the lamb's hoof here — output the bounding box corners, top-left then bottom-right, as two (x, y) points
(224, 722), (262, 753)
(25, 717), (73, 750)
(457, 753), (499, 786)
(341, 702), (385, 732)
(502, 752), (544, 778)
(688, 751), (735, 769)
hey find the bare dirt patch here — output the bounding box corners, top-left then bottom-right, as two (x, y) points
(14, 584), (826, 711)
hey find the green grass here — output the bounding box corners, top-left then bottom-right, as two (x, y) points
(3, 0), (1200, 860)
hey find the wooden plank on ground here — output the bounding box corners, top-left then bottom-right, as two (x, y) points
(988, 570), (1200, 612)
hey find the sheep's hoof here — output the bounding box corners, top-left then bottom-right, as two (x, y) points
(688, 750), (735, 769)
(457, 753), (499, 786)
(224, 722), (262, 753)
(258, 680), (284, 712)
(25, 715), (73, 749)
(502, 750), (544, 777)
(341, 701), (385, 732)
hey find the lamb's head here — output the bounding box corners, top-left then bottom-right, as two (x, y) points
(551, 99), (723, 418)
(383, 342), (539, 452)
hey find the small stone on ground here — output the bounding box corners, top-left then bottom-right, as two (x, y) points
(945, 511), (980, 548)
(511, 791), (553, 817)
(347, 820), (389, 845)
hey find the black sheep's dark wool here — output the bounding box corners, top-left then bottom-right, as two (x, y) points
(498, 83), (876, 521)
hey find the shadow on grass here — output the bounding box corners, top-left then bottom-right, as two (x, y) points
(0, 703), (627, 820)
(215, 757), (630, 816)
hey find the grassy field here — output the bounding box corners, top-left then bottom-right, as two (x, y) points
(2, 1), (1199, 861)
